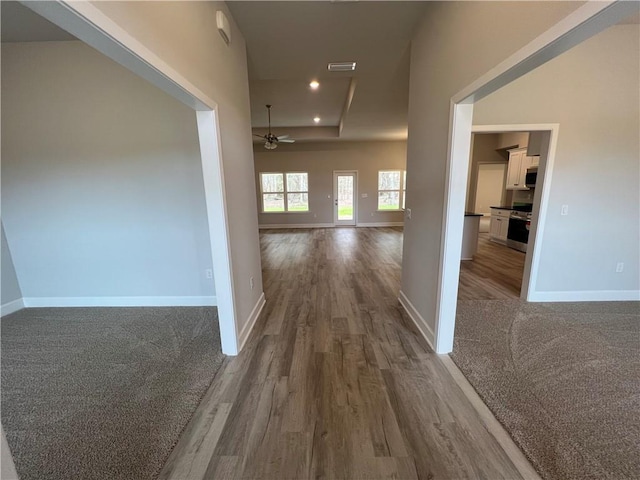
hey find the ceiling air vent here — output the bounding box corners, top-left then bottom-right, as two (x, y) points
(327, 62), (357, 72)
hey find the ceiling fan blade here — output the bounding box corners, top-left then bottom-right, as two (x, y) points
(278, 139), (295, 143)
(276, 135), (289, 140)
(253, 134), (266, 138)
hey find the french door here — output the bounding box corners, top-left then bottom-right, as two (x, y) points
(333, 171), (357, 226)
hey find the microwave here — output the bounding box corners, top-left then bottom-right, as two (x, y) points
(525, 167), (537, 188)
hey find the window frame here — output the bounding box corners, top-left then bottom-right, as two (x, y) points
(259, 171), (310, 213)
(377, 169), (406, 212)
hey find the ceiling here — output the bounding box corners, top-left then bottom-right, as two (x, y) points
(1, 1), (76, 43)
(227, 1), (428, 143)
(3, 1), (636, 144)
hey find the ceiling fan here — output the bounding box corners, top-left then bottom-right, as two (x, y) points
(254, 104), (295, 150)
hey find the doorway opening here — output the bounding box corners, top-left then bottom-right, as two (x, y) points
(431, 0), (637, 354)
(19, 2), (240, 355)
(458, 129), (551, 301)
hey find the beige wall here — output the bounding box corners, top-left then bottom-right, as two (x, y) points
(90, 1), (263, 331)
(403, 1), (582, 333)
(465, 133), (507, 212)
(474, 24), (640, 294)
(497, 132), (529, 150)
(254, 141), (406, 226)
(1, 41), (214, 300)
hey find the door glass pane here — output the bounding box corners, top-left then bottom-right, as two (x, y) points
(287, 193), (309, 211)
(337, 175), (354, 220)
(263, 193), (285, 212)
(378, 191), (400, 210)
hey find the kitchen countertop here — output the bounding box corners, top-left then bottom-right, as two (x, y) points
(490, 205), (532, 212)
(464, 212), (483, 217)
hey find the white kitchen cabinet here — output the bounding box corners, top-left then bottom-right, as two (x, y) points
(506, 148), (532, 190)
(490, 208), (510, 243)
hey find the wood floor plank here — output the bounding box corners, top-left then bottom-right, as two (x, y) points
(458, 233), (524, 300)
(160, 227), (532, 480)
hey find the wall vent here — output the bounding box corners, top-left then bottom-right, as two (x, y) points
(327, 62), (356, 72)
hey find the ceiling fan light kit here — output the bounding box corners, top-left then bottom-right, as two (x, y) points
(309, 80), (320, 90)
(255, 105), (296, 150)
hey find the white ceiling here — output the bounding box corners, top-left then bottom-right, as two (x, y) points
(227, 1), (428, 142)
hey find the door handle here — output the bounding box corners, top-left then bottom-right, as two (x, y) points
(334, 200), (338, 206)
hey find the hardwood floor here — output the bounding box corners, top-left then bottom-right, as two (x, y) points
(458, 234), (525, 300)
(159, 228), (526, 479)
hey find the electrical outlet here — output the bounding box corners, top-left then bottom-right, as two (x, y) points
(250, 276), (254, 289)
(406, 208), (412, 220)
(561, 205), (569, 216)
(205, 269), (213, 279)
(616, 262), (624, 273)
(371, 212), (374, 217)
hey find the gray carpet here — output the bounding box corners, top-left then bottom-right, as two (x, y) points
(1, 307), (224, 480)
(451, 300), (640, 480)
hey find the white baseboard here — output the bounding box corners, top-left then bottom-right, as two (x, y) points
(528, 290), (640, 302)
(1, 298), (25, 317)
(21, 296), (218, 308)
(259, 222), (404, 229)
(259, 223), (333, 229)
(237, 292), (266, 352)
(357, 222), (404, 228)
(398, 290), (435, 351)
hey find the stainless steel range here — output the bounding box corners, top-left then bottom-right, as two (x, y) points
(506, 210), (532, 252)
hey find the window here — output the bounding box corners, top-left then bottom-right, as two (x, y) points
(402, 170), (407, 209)
(377, 170), (406, 210)
(260, 172), (309, 212)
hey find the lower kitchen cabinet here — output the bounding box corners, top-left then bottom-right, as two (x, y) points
(490, 208), (510, 243)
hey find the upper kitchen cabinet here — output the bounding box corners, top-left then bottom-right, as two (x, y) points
(506, 148), (533, 190)
(527, 131), (543, 156)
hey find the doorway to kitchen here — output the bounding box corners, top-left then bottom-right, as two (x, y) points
(333, 171), (357, 226)
(458, 130), (548, 300)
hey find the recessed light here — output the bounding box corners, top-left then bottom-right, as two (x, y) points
(313, 116), (321, 123)
(309, 80), (320, 90)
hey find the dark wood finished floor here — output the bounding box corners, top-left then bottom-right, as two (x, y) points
(159, 228), (526, 480)
(458, 233), (525, 300)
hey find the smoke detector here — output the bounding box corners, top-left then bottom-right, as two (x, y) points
(328, 62), (356, 72)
